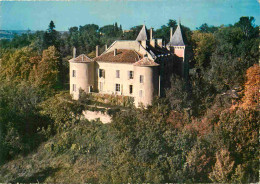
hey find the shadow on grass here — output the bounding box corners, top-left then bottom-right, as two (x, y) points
(11, 167), (60, 183)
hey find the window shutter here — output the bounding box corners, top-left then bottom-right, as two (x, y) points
(103, 70), (105, 78)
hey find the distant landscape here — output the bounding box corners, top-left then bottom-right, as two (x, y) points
(0, 30), (69, 40)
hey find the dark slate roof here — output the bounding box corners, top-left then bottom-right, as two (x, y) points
(93, 49), (142, 63)
(167, 24), (185, 46)
(69, 54), (92, 63)
(136, 25), (150, 41)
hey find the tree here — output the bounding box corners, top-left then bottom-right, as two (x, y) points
(204, 18), (258, 92)
(32, 46), (60, 90)
(197, 23), (218, 33)
(0, 47), (39, 82)
(39, 92), (84, 133)
(0, 82), (47, 164)
(191, 31), (216, 69)
(43, 21), (60, 49)
(234, 16), (256, 39)
(241, 64), (260, 109)
(166, 75), (191, 111)
(48, 20), (55, 33)
(209, 149), (235, 183)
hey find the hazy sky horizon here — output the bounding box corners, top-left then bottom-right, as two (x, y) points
(1, 0), (259, 31)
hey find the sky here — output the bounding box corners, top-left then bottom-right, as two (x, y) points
(0, 0), (259, 31)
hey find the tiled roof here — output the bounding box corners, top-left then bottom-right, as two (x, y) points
(69, 54), (92, 62)
(133, 57), (159, 67)
(167, 24), (185, 46)
(93, 49), (142, 63)
(136, 25), (150, 41)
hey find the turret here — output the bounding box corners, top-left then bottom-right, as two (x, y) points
(133, 56), (159, 107)
(136, 24), (150, 48)
(167, 22), (185, 58)
(167, 22), (187, 77)
(69, 54), (94, 99)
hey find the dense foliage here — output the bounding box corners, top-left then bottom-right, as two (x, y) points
(0, 17), (259, 183)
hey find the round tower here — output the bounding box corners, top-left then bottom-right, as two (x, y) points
(69, 54), (94, 99)
(133, 57), (159, 107)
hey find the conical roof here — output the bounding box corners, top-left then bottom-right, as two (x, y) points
(69, 54), (92, 63)
(167, 23), (185, 46)
(133, 56), (159, 67)
(136, 24), (150, 41)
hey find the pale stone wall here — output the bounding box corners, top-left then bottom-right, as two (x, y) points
(133, 65), (159, 107)
(70, 62), (94, 99)
(83, 110), (111, 124)
(96, 61), (159, 107)
(96, 62), (134, 96)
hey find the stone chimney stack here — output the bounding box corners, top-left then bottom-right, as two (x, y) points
(96, 45), (99, 57)
(114, 49), (117, 56)
(105, 44), (107, 51)
(170, 27), (173, 40)
(73, 47), (76, 58)
(157, 39), (163, 48)
(150, 28), (153, 40)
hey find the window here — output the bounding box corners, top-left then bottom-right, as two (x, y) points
(129, 85), (133, 94)
(139, 90), (143, 97)
(128, 71), (134, 79)
(72, 84), (76, 92)
(99, 69), (105, 78)
(140, 75), (144, 83)
(89, 86), (93, 92)
(100, 82), (103, 91)
(115, 84), (120, 92)
(116, 70), (120, 78)
(72, 70), (76, 77)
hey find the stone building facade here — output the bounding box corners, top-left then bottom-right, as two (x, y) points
(69, 23), (187, 107)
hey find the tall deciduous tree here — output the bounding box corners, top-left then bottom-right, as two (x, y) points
(191, 31), (216, 69)
(32, 46), (60, 89)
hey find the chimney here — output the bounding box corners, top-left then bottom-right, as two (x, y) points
(73, 47), (76, 58)
(150, 28), (153, 40)
(114, 48), (117, 56)
(96, 45), (99, 57)
(170, 27), (173, 40)
(150, 39), (155, 47)
(157, 39), (162, 48)
(105, 44), (107, 51)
